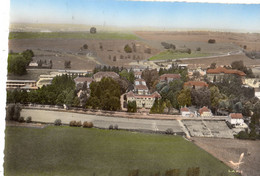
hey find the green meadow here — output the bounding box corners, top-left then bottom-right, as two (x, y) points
(4, 126), (237, 176)
(148, 50), (211, 61)
(9, 32), (140, 40)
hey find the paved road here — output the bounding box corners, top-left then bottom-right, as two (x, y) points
(21, 109), (185, 134)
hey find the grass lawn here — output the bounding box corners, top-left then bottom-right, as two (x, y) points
(9, 32), (140, 40)
(148, 50), (211, 61)
(4, 126), (237, 176)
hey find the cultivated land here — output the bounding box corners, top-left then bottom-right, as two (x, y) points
(4, 126), (236, 176)
(193, 137), (260, 176)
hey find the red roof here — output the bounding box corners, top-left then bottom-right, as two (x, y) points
(160, 74), (181, 81)
(135, 85), (148, 90)
(207, 67), (246, 76)
(134, 71), (142, 75)
(199, 106), (211, 114)
(180, 107), (189, 112)
(229, 113), (243, 119)
(74, 77), (93, 83)
(184, 81), (208, 88)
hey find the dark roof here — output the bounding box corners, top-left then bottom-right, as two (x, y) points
(74, 77), (93, 83)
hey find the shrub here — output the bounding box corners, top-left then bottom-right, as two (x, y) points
(124, 44), (132, 53)
(70, 120), (77, 127)
(26, 116), (32, 123)
(83, 121), (93, 128)
(18, 116), (24, 123)
(165, 128), (174, 135)
(90, 27), (97, 34)
(83, 44), (88, 49)
(208, 39), (216, 44)
(114, 124), (118, 130)
(54, 119), (62, 126)
(109, 124), (114, 130)
(196, 47), (201, 51)
(187, 48), (191, 54)
(236, 131), (249, 139)
(76, 121), (82, 127)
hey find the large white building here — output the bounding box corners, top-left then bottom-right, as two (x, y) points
(126, 91), (161, 109)
(134, 79), (149, 95)
(6, 80), (38, 91)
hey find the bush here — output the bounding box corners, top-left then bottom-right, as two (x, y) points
(90, 27), (97, 34)
(165, 128), (174, 135)
(114, 124), (118, 130)
(18, 116), (24, 123)
(70, 120), (77, 127)
(196, 47), (201, 51)
(83, 44), (88, 49)
(109, 124), (114, 130)
(76, 121), (82, 127)
(208, 39), (216, 44)
(26, 116), (32, 123)
(54, 119), (62, 126)
(124, 44), (132, 53)
(83, 121), (93, 128)
(236, 131), (249, 139)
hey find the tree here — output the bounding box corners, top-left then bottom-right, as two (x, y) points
(8, 55), (27, 75)
(177, 89), (191, 107)
(210, 86), (226, 110)
(90, 27), (97, 34)
(124, 44), (132, 53)
(127, 101), (137, 112)
(191, 88), (211, 108)
(208, 39), (216, 44)
(83, 44), (88, 49)
(210, 63), (216, 69)
(64, 61), (71, 69)
(142, 69), (159, 90)
(6, 104), (21, 121)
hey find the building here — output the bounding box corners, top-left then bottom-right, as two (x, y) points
(184, 81), (208, 89)
(134, 71), (142, 79)
(134, 79), (149, 95)
(228, 113), (245, 127)
(126, 91), (161, 108)
(58, 70), (92, 77)
(6, 80), (38, 90)
(159, 74), (181, 83)
(206, 67), (246, 83)
(199, 106), (212, 117)
(36, 74), (56, 88)
(74, 77), (93, 89)
(180, 107), (191, 117)
(93, 71), (119, 82)
(245, 78), (260, 88)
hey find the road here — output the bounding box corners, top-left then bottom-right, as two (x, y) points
(21, 109), (185, 134)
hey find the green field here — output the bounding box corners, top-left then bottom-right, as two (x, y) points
(148, 50), (211, 61)
(9, 32), (140, 40)
(4, 126), (236, 176)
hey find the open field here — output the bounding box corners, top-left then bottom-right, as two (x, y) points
(180, 54), (260, 67)
(9, 32), (140, 40)
(193, 137), (260, 176)
(4, 126), (236, 176)
(135, 31), (260, 51)
(148, 50), (211, 61)
(9, 37), (159, 70)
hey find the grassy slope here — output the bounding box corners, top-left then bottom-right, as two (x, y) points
(9, 32), (139, 40)
(148, 50), (211, 61)
(4, 126), (236, 176)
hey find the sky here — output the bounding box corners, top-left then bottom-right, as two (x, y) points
(9, 0), (260, 32)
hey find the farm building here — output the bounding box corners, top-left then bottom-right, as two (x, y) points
(199, 106), (212, 117)
(180, 107), (191, 117)
(228, 113), (245, 127)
